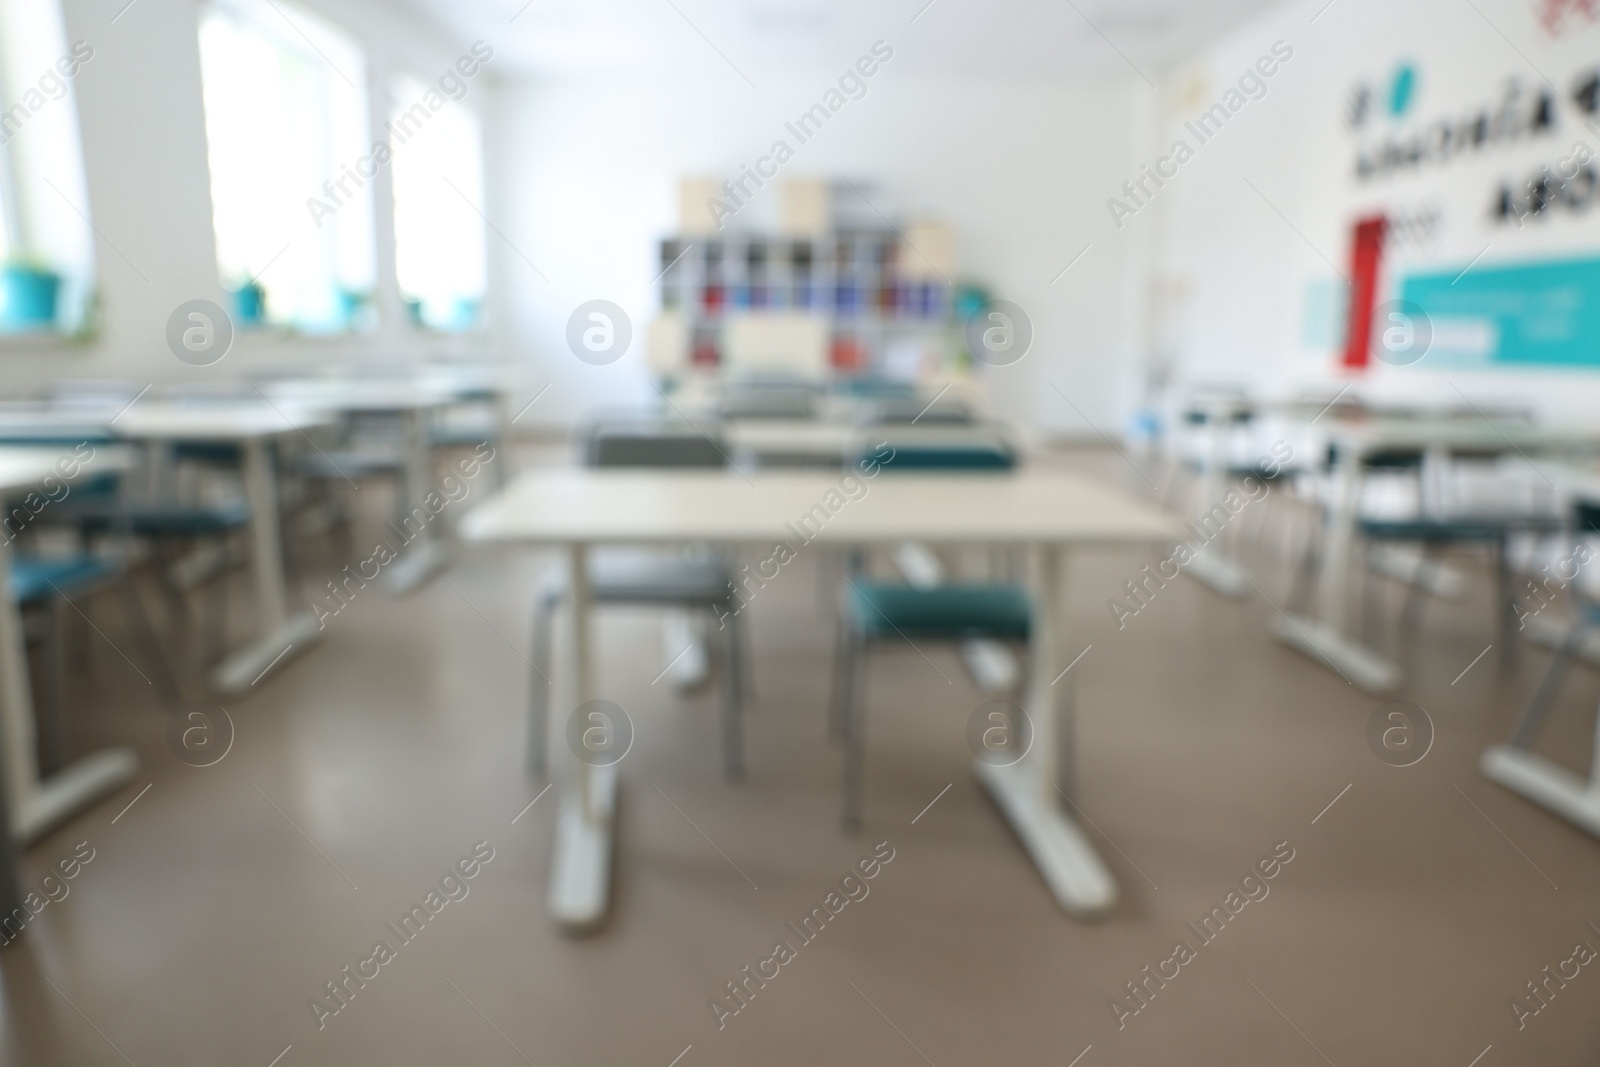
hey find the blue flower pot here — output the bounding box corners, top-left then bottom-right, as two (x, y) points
(230, 282), (264, 326)
(0, 265), (61, 330)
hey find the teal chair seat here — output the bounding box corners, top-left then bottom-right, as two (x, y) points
(1358, 517), (1513, 542)
(172, 442), (243, 466)
(836, 378), (916, 400)
(10, 556), (119, 604)
(76, 500), (250, 537)
(847, 581), (1031, 640)
(833, 437), (1027, 826)
(9, 553), (176, 774)
(875, 443), (1014, 471)
(1353, 511), (1562, 663)
(429, 427), (496, 447)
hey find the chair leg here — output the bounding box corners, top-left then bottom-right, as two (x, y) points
(152, 538), (190, 638)
(722, 608), (745, 781)
(1158, 462), (1188, 512)
(1588, 689), (1600, 782)
(67, 584), (91, 673)
(203, 547), (228, 668)
(1496, 533), (1518, 669)
(528, 588), (560, 778)
(815, 548), (835, 615)
(827, 613), (850, 744)
(1361, 541), (1382, 650)
(1508, 627), (1581, 749)
(735, 606), (752, 706)
(279, 508), (301, 589)
(840, 627), (866, 829)
(119, 576), (181, 705)
(1395, 543), (1436, 651)
(1244, 486), (1273, 561)
(38, 600), (66, 777)
(1287, 509), (1322, 613)
(332, 493), (356, 561)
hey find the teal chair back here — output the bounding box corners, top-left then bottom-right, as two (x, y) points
(865, 440), (1016, 472)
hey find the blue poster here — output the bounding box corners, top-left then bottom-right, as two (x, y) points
(1399, 254), (1600, 367)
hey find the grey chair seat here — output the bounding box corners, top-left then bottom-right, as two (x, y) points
(585, 549), (733, 605)
(297, 450), (406, 478)
(528, 549), (747, 781)
(831, 442), (1027, 827)
(527, 421), (747, 782)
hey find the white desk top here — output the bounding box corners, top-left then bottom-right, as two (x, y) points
(1529, 461), (1600, 503)
(1304, 415), (1585, 454)
(0, 446), (131, 494)
(111, 402), (330, 440)
(461, 468), (1179, 546)
(263, 379), (457, 414)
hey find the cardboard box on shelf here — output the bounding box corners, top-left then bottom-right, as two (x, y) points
(679, 177), (724, 235)
(900, 219), (955, 280)
(780, 178), (830, 236)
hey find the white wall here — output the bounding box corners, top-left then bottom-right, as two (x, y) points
(1147, 0), (1600, 425)
(488, 64), (1155, 434)
(0, 0), (490, 397)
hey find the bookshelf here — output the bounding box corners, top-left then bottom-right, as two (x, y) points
(655, 229), (955, 374)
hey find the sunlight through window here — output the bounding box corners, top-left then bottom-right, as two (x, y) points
(198, 0), (375, 333)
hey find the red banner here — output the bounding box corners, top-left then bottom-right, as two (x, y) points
(1342, 215), (1387, 370)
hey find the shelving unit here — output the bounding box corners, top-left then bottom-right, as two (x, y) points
(656, 231), (954, 375)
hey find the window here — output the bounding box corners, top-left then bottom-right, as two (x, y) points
(198, 0), (375, 333)
(0, 0), (96, 335)
(389, 74), (486, 332)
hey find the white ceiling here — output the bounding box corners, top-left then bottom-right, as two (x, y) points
(391, 0), (1286, 81)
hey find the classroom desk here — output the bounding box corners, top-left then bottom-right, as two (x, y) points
(1480, 459), (1600, 840)
(1270, 417), (1577, 693)
(0, 448), (140, 841)
(265, 379), (457, 593)
(113, 403), (332, 693)
(462, 468), (1179, 929)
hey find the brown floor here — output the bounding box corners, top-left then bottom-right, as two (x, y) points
(2, 444), (1597, 1066)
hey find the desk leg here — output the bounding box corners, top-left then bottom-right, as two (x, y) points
(548, 545), (616, 932)
(1524, 614), (1600, 667)
(490, 391), (512, 491)
(386, 408), (450, 594)
(1271, 443), (1400, 692)
(211, 438), (321, 694)
(661, 611), (709, 690)
(974, 545), (1117, 917)
(0, 757), (20, 925)
(0, 537), (37, 831)
(1481, 745), (1600, 840)
(0, 533), (137, 842)
(1481, 677), (1600, 840)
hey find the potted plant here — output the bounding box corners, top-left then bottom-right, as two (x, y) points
(0, 253), (62, 331)
(228, 279), (265, 327)
(337, 287), (378, 332)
